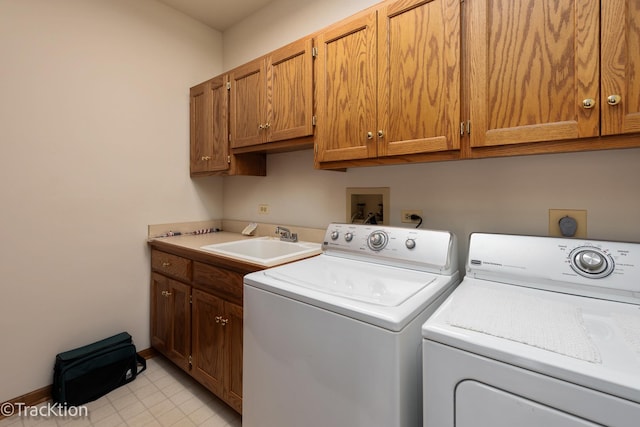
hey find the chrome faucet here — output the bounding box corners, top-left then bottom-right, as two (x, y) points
(275, 226), (298, 242)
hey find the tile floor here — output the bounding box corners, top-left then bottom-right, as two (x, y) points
(0, 356), (242, 427)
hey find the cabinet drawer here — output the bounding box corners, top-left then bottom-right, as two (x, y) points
(193, 262), (243, 305)
(151, 250), (192, 282)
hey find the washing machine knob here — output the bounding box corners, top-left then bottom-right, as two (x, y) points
(367, 231), (388, 251)
(330, 231), (340, 240)
(569, 247), (614, 278)
(345, 232), (354, 242)
(577, 250), (605, 272)
(405, 238), (416, 249)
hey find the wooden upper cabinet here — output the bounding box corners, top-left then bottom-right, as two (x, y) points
(190, 76), (230, 175)
(467, 0), (600, 148)
(316, 0), (461, 163)
(316, 11), (377, 162)
(601, 0), (640, 136)
(230, 59), (266, 148)
(230, 37), (314, 149)
(267, 38), (314, 142)
(378, 0), (461, 157)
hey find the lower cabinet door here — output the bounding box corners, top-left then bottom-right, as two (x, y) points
(151, 273), (171, 353)
(191, 288), (226, 397)
(151, 273), (191, 372)
(225, 301), (243, 413)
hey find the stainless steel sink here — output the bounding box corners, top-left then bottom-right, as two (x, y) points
(200, 237), (322, 267)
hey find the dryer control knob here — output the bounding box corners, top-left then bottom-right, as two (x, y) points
(330, 231), (340, 240)
(405, 238), (416, 249)
(345, 232), (354, 242)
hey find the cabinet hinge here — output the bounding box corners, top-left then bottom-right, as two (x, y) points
(314, 143), (318, 154)
(188, 355), (192, 366)
(227, 155), (231, 164)
(226, 82), (231, 90)
(312, 47), (318, 58)
(460, 122), (465, 136)
(312, 115), (317, 126)
(466, 120), (471, 135)
(189, 295), (192, 304)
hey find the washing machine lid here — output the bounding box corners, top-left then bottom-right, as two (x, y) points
(244, 254), (458, 331)
(423, 278), (640, 404)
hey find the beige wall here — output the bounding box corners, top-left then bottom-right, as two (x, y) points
(0, 0), (223, 401)
(224, 149), (640, 267)
(222, 1), (640, 263)
(223, 0), (379, 69)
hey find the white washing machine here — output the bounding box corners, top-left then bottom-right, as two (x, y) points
(243, 223), (459, 427)
(422, 233), (640, 427)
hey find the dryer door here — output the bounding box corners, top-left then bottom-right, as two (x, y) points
(456, 380), (602, 427)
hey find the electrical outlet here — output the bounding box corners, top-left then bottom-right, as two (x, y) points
(549, 209), (587, 237)
(258, 204), (270, 215)
(401, 210), (423, 223)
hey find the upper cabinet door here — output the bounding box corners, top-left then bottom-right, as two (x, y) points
(267, 38), (314, 142)
(230, 59), (266, 148)
(468, 0), (600, 148)
(601, 0), (640, 136)
(377, 0), (461, 157)
(190, 76), (229, 175)
(316, 11), (378, 162)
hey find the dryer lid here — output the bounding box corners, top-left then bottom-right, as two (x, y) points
(423, 279), (640, 404)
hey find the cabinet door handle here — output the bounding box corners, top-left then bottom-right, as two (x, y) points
(161, 262), (171, 267)
(377, 130), (384, 138)
(264, 122), (271, 129)
(220, 318), (229, 326)
(258, 123), (265, 129)
(215, 315), (222, 323)
(367, 132), (373, 140)
(201, 156), (211, 161)
(161, 290), (172, 297)
(582, 98), (595, 109)
(607, 94), (621, 106)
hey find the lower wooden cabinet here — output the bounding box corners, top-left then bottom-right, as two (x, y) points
(225, 302), (243, 409)
(150, 273), (191, 372)
(149, 247), (254, 414)
(191, 289), (243, 413)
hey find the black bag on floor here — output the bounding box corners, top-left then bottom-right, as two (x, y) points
(52, 332), (146, 406)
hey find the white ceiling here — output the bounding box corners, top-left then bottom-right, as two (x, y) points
(156, 0), (274, 31)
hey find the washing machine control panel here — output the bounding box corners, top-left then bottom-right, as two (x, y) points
(322, 223), (457, 274)
(467, 233), (640, 304)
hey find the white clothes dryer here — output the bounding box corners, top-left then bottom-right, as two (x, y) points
(422, 233), (640, 427)
(243, 223), (459, 427)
